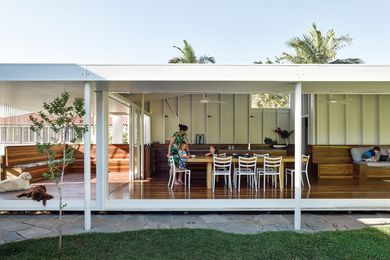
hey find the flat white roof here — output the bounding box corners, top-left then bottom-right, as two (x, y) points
(1, 64), (390, 82)
(0, 64), (390, 114)
(0, 64), (390, 99)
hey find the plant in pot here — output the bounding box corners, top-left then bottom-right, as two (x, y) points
(264, 137), (277, 147)
(274, 127), (294, 146)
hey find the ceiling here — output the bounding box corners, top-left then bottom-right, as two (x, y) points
(0, 80), (390, 114)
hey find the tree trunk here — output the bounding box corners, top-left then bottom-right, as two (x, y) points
(58, 183), (63, 256)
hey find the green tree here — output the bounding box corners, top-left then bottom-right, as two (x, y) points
(281, 23), (363, 64)
(251, 94), (289, 109)
(253, 56), (282, 64)
(29, 92), (88, 256)
(169, 40), (215, 64)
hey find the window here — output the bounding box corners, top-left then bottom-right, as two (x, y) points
(251, 94), (290, 109)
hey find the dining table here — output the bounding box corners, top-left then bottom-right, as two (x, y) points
(187, 155), (308, 190)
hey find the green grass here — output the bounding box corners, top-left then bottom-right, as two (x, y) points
(1, 226), (390, 259)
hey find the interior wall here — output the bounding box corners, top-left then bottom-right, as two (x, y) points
(314, 94), (390, 145)
(150, 94), (292, 144)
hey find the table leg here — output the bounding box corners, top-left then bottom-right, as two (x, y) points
(280, 162), (284, 190)
(207, 162), (212, 189)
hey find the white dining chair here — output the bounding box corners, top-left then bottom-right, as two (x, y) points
(285, 154), (311, 189)
(258, 156), (283, 191)
(212, 156), (233, 192)
(167, 156), (191, 189)
(213, 153), (228, 183)
(234, 156), (258, 192)
(253, 153), (269, 158)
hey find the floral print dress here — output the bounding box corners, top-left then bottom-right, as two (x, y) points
(170, 132), (187, 167)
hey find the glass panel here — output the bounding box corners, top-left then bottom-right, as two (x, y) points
(251, 94), (290, 109)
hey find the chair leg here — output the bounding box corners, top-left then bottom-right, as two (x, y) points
(168, 171), (172, 188)
(188, 172), (191, 188)
(184, 172), (187, 186)
(212, 174), (215, 193)
(305, 172), (311, 189)
(263, 175), (266, 192)
(228, 174), (232, 192)
(285, 173), (288, 188)
(238, 175), (241, 192)
(278, 174), (282, 192)
(253, 175), (258, 192)
(170, 171), (176, 189)
(291, 173), (294, 189)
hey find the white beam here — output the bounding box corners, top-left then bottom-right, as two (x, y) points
(83, 82), (91, 230)
(294, 82), (302, 230)
(96, 90), (109, 209)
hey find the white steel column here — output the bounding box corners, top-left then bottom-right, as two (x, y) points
(83, 82), (91, 230)
(294, 82), (302, 230)
(129, 106), (134, 181)
(140, 94), (145, 179)
(136, 109), (141, 179)
(96, 90), (109, 209)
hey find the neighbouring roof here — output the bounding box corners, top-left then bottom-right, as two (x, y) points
(0, 113), (129, 126)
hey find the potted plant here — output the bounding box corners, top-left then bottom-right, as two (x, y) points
(274, 127), (294, 146)
(264, 137), (277, 147)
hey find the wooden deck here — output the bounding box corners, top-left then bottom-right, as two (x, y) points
(1, 172), (390, 200)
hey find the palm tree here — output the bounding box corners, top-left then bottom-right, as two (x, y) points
(169, 40), (215, 64)
(281, 23), (363, 64)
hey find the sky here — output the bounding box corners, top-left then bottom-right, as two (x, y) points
(0, 0), (389, 64)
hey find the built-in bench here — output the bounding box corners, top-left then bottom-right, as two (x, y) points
(310, 145), (390, 179)
(1, 144), (151, 183)
(1, 145), (65, 182)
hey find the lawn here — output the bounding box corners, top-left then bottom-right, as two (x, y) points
(1, 226), (390, 259)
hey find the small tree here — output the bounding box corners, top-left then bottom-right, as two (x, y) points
(29, 92), (88, 255)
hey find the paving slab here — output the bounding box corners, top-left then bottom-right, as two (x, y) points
(200, 214), (229, 224)
(17, 226), (53, 239)
(2, 231), (23, 243)
(256, 214), (291, 225)
(1, 222), (33, 232)
(0, 213), (389, 245)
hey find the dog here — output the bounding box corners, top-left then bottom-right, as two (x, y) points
(0, 172), (32, 192)
(17, 185), (54, 206)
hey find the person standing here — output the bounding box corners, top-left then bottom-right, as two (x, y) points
(167, 124), (190, 167)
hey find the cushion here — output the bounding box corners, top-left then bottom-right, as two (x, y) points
(351, 147), (372, 162)
(353, 161), (368, 165)
(380, 146), (390, 156)
(367, 162), (390, 167)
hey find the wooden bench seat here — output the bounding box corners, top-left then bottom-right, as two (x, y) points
(353, 163), (390, 180)
(2, 145), (64, 182)
(311, 145), (390, 179)
(1, 144), (148, 182)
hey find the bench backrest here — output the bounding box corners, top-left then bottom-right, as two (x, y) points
(311, 145), (353, 164)
(71, 144), (129, 160)
(5, 145), (64, 167)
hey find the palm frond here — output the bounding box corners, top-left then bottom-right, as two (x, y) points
(169, 40), (215, 64)
(168, 57), (183, 64)
(281, 23), (361, 64)
(198, 55), (215, 64)
(330, 58), (364, 64)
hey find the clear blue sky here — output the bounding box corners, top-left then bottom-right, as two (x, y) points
(1, 0), (389, 64)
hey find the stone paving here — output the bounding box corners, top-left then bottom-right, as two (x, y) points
(0, 212), (390, 245)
